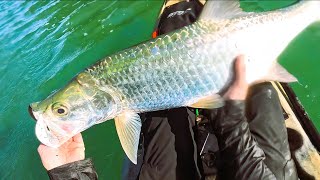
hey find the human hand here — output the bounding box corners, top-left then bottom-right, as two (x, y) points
(38, 133), (85, 170)
(223, 55), (249, 100)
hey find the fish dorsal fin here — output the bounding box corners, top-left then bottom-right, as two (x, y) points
(114, 111), (141, 164)
(199, 1), (249, 21)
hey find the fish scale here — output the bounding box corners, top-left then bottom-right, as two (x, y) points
(85, 21), (226, 112)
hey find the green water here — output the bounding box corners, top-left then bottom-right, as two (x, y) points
(0, 1), (163, 179)
(0, 1), (319, 179)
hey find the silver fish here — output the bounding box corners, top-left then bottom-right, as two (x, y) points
(29, 1), (320, 163)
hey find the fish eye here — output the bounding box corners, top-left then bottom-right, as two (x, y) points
(57, 108), (65, 114)
(52, 103), (69, 116)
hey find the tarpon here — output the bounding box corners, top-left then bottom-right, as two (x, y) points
(29, 1), (320, 164)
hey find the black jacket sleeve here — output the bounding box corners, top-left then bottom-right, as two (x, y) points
(204, 100), (276, 180)
(47, 159), (98, 180)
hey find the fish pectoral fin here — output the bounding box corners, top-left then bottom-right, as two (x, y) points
(188, 94), (225, 109)
(114, 111), (141, 164)
(199, 1), (251, 21)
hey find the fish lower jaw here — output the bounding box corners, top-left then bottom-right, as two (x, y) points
(35, 120), (70, 148)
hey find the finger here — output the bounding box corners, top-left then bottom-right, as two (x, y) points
(223, 55), (249, 100)
(37, 144), (46, 153)
(37, 144), (51, 155)
(234, 55), (247, 84)
(72, 133), (84, 143)
(62, 137), (73, 146)
(68, 142), (85, 150)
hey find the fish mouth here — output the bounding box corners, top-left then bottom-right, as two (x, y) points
(35, 116), (88, 148)
(35, 119), (72, 148)
(28, 105), (37, 121)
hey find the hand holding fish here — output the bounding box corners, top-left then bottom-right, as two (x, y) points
(37, 133), (85, 170)
(223, 55), (248, 101)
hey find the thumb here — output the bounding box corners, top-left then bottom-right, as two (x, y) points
(223, 55), (249, 100)
(233, 55), (247, 85)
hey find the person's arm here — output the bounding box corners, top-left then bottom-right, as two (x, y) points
(47, 159), (97, 180)
(204, 55), (276, 180)
(38, 133), (98, 180)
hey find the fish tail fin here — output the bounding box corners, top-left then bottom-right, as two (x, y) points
(199, 1), (251, 21)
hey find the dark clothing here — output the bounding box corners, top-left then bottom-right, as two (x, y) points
(246, 83), (298, 180)
(156, 0), (204, 35)
(47, 159), (97, 180)
(122, 108), (200, 180)
(206, 100), (277, 180)
(204, 83), (298, 180)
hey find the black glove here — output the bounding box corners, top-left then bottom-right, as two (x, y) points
(47, 159), (98, 180)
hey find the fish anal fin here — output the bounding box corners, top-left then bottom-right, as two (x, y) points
(189, 94), (225, 109)
(247, 60), (298, 84)
(114, 111), (141, 164)
(263, 62), (297, 83)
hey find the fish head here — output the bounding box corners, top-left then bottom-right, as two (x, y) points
(29, 72), (118, 147)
